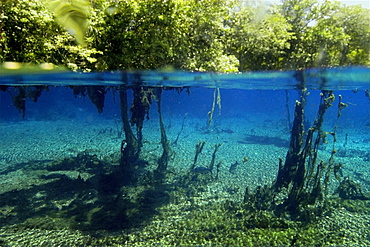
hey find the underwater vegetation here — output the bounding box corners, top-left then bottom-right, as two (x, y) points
(1, 84), (370, 246)
(1, 0), (370, 244)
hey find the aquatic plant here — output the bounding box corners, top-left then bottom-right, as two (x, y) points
(244, 90), (350, 221)
(208, 88), (221, 126)
(86, 86), (106, 113)
(118, 86), (139, 184)
(189, 140), (206, 171)
(155, 88), (173, 174)
(209, 143), (222, 171)
(335, 177), (370, 200)
(5, 86), (48, 117)
(172, 112), (188, 145)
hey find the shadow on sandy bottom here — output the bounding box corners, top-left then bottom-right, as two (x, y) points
(0, 154), (170, 232)
(238, 134), (289, 148)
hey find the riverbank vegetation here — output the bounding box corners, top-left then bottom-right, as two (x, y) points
(1, 0), (369, 72)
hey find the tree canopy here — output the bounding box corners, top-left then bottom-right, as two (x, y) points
(0, 0), (369, 72)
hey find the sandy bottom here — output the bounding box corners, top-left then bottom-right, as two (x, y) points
(0, 115), (369, 246)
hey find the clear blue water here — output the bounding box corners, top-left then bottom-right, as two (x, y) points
(1, 66), (370, 89)
(1, 67), (369, 124)
(0, 67), (369, 245)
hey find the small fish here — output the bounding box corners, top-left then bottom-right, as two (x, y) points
(229, 161), (239, 174)
(221, 129), (234, 134)
(191, 166), (212, 174)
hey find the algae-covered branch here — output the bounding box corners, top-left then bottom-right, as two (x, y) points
(243, 89), (369, 223)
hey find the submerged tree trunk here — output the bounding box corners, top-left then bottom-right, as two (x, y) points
(273, 90), (336, 214)
(119, 86), (138, 184)
(274, 93), (306, 191)
(156, 88), (172, 173)
(245, 90), (344, 220)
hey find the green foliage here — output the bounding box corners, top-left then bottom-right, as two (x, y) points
(125, 202), (345, 246)
(92, 0), (178, 70)
(1, 0), (369, 71)
(1, 0), (100, 71)
(179, 0), (238, 71)
(93, 0), (238, 71)
(1, 0), (56, 63)
(228, 5), (292, 70)
(334, 4), (370, 65)
(280, 0), (370, 68)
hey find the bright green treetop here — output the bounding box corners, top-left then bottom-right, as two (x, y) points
(1, 0), (369, 72)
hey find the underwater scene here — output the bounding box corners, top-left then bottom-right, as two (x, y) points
(0, 68), (370, 246)
(1, 0), (370, 245)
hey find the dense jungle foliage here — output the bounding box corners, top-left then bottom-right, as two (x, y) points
(0, 0), (370, 72)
